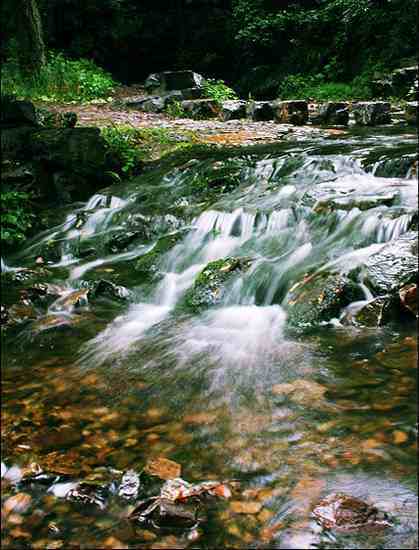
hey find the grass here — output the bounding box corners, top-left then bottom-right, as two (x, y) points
(1, 51), (117, 103)
(278, 73), (374, 101)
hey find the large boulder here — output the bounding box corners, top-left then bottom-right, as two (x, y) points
(1, 97), (38, 128)
(145, 71), (205, 95)
(125, 91), (184, 113)
(371, 65), (418, 98)
(312, 102), (349, 126)
(352, 102), (391, 126)
(285, 271), (364, 328)
(246, 101), (275, 121)
(219, 100), (247, 121)
(274, 100), (308, 125)
(361, 232), (418, 295)
(180, 99), (219, 119)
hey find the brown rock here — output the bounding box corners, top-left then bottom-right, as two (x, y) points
(144, 457), (181, 480)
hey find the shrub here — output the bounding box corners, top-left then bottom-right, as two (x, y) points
(278, 73), (373, 101)
(165, 100), (188, 118)
(0, 189), (34, 248)
(1, 51), (117, 103)
(202, 78), (238, 103)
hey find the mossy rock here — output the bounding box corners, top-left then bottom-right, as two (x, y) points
(182, 256), (252, 313)
(285, 271), (364, 328)
(135, 230), (189, 283)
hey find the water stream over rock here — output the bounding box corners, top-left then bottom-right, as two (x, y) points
(1, 126), (417, 549)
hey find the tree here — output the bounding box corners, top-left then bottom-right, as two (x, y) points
(14, 0), (46, 77)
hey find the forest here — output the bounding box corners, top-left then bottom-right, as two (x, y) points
(1, 1), (418, 549)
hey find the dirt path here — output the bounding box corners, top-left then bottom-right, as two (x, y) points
(43, 86), (347, 146)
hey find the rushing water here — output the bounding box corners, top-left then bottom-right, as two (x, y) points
(1, 127), (417, 549)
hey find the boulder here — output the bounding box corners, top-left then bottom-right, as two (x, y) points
(125, 91), (184, 113)
(346, 297), (398, 327)
(285, 271), (365, 328)
(180, 99), (219, 119)
(352, 102), (391, 126)
(391, 66), (418, 96)
(399, 283), (417, 317)
(274, 100), (308, 125)
(145, 71), (205, 95)
(1, 97), (38, 128)
(361, 232), (417, 295)
(246, 101), (275, 121)
(30, 128), (107, 175)
(219, 100), (247, 121)
(312, 102), (349, 126)
(404, 101), (417, 125)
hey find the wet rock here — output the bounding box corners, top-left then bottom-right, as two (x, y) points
(88, 280), (130, 301)
(405, 101), (417, 125)
(285, 271), (365, 327)
(50, 289), (90, 313)
(312, 493), (391, 531)
(274, 100), (309, 125)
(1, 160), (35, 186)
(105, 231), (145, 253)
(4, 303), (39, 327)
(145, 71), (205, 95)
(312, 102), (349, 126)
(118, 470), (141, 500)
(246, 101), (275, 121)
(399, 284), (417, 317)
(3, 493), (32, 516)
(133, 497), (200, 529)
(314, 193), (397, 212)
(362, 232), (417, 295)
(364, 154), (418, 178)
(272, 379), (327, 404)
(180, 99), (219, 119)
(345, 297), (399, 327)
(182, 257), (252, 312)
(219, 100), (247, 121)
(66, 481), (108, 509)
(230, 501), (262, 514)
(352, 102), (391, 126)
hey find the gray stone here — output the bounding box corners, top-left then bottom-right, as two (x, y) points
(352, 102), (392, 126)
(219, 100), (247, 121)
(312, 102), (349, 126)
(246, 101), (276, 121)
(1, 98), (38, 128)
(145, 70), (205, 95)
(274, 100), (308, 125)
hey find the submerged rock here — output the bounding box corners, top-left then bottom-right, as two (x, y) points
(285, 271), (364, 328)
(182, 257), (252, 312)
(312, 493), (391, 531)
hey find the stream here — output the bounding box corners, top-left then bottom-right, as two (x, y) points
(1, 126), (417, 549)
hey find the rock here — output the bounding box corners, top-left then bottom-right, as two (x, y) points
(3, 493), (32, 516)
(1, 97), (38, 128)
(182, 257), (252, 312)
(313, 193), (397, 212)
(230, 501), (262, 514)
(345, 297), (398, 327)
(362, 232), (417, 295)
(272, 379), (327, 404)
(179, 87), (204, 100)
(312, 102), (349, 126)
(135, 231), (188, 282)
(312, 493), (391, 532)
(144, 458), (181, 481)
(365, 154), (418, 178)
(30, 127), (107, 176)
(285, 271), (365, 328)
(66, 482), (107, 509)
(118, 470), (141, 500)
(106, 231), (145, 253)
(88, 279), (130, 301)
(246, 101), (275, 121)
(219, 100), (247, 121)
(352, 102), (391, 126)
(1, 126), (35, 158)
(405, 101), (417, 125)
(391, 66), (418, 96)
(274, 100), (309, 125)
(145, 71), (205, 95)
(399, 283), (417, 317)
(1, 161), (35, 186)
(180, 99), (219, 119)
(5, 303), (38, 326)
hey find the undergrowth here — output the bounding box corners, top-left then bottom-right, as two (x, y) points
(278, 73), (374, 101)
(1, 51), (117, 103)
(0, 189), (34, 248)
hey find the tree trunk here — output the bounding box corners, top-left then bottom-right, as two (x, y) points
(14, 0), (46, 77)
